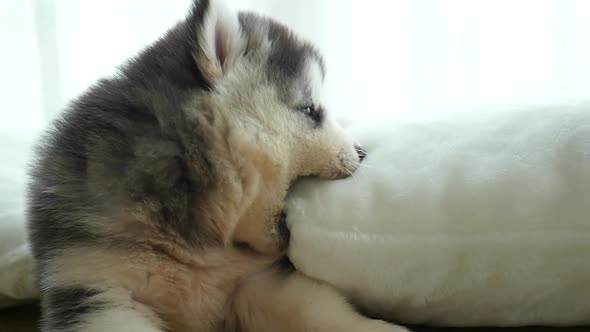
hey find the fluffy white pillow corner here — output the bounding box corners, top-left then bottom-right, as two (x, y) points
(286, 103), (590, 327)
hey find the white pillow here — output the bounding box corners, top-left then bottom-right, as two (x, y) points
(286, 103), (590, 327)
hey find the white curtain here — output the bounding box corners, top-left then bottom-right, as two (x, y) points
(3, 0), (590, 134)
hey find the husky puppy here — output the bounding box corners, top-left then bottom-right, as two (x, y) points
(27, 0), (405, 331)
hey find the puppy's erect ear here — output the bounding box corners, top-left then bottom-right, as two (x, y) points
(190, 0), (245, 83)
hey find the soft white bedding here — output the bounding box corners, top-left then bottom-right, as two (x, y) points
(2, 104), (590, 326)
(286, 103), (590, 326)
(0, 133), (39, 308)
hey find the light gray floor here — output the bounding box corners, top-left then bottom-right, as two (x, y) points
(1, 304), (589, 332)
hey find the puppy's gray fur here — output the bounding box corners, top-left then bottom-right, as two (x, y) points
(27, 0), (406, 331)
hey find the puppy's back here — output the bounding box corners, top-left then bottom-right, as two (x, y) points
(25, 17), (220, 331)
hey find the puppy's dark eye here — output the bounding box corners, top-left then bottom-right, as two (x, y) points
(301, 106), (314, 116)
(298, 105), (324, 127)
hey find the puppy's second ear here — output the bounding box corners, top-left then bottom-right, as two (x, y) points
(190, 0), (245, 83)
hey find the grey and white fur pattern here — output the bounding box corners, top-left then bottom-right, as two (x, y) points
(27, 0), (407, 331)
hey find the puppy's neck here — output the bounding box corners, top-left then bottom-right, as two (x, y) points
(186, 112), (288, 254)
(219, 135), (290, 255)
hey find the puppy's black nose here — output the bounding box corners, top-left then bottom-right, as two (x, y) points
(355, 145), (367, 162)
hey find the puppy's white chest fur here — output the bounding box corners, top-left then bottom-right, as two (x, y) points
(131, 250), (274, 331)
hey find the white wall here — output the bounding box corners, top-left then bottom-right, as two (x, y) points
(2, 0), (590, 134)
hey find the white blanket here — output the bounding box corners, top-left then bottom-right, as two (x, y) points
(286, 103), (590, 326)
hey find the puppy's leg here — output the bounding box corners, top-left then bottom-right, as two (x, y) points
(227, 264), (408, 332)
(41, 286), (164, 332)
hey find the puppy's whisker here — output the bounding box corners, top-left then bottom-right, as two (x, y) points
(343, 166), (359, 180)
